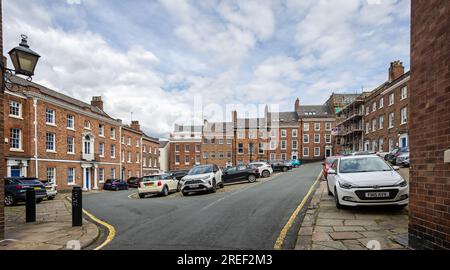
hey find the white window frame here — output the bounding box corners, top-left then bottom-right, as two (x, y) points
(314, 123), (320, 131)
(46, 132), (56, 152)
(325, 122), (332, 131)
(99, 143), (105, 157)
(110, 128), (116, 140)
(46, 108), (56, 125)
(372, 102), (376, 112)
(10, 128), (22, 151)
(303, 123), (309, 132)
(401, 86), (408, 100)
(379, 97), (384, 109)
(314, 134), (320, 144)
(84, 120), (91, 130)
(401, 107), (408, 125)
(281, 129), (287, 138)
(98, 124), (105, 137)
(389, 93), (395, 106)
(389, 112), (395, 128)
(110, 144), (116, 158)
(303, 147), (310, 157)
(325, 134), (331, 144)
(47, 167), (56, 184)
(314, 147), (321, 157)
(98, 168), (105, 183)
(372, 119), (377, 132)
(67, 136), (75, 154)
(303, 134), (310, 144)
(292, 140), (298, 150)
(379, 115), (384, 130)
(281, 140), (287, 150)
(292, 129), (298, 138)
(9, 101), (22, 118)
(67, 168), (75, 185)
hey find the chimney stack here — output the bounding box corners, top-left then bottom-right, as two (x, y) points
(91, 96), (104, 111)
(388, 60), (405, 82)
(295, 98), (300, 112)
(130, 120), (141, 131)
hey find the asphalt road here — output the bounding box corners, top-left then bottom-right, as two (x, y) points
(83, 162), (322, 250)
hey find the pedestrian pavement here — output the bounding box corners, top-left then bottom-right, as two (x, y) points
(0, 195), (99, 250)
(295, 169), (410, 250)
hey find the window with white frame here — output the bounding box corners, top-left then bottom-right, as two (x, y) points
(258, 143), (264, 154)
(175, 144), (180, 152)
(389, 112), (395, 128)
(379, 138), (384, 152)
(66, 115), (75, 129)
(238, 143), (244, 154)
(136, 140), (140, 147)
(143, 145), (146, 152)
(219, 138), (224, 144)
(175, 155), (180, 164)
(281, 140), (287, 150)
(325, 122), (332, 131)
(314, 147), (321, 157)
(143, 157), (147, 167)
(110, 144), (116, 158)
(46, 132), (56, 151)
(195, 144), (201, 152)
(99, 143), (105, 157)
(46, 108), (55, 125)
(292, 140), (298, 149)
(127, 137), (131, 145)
(84, 120), (91, 129)
(99, 124), (104, 136)
(314, 134), (320, 144)
(389, 93), (395, 106)
(292, 129), (298, 137)
(379, 97), (384, 109)
(121, 151), (125, 162)
(67, 168), (75, 184)
(303, 147), (309, 157)
(270, 153), (276, 161)
(121, 136), (125, 144)
(237, 130), (244, 139)
(281, 129), (287, 137)
(219, 152), (224, 159)
(47, 167), (56, 184)
(372, 102), (376, 112)
(110, 168), (116, 179)
(379, 115), (384, 129)
(203, 152), (208, 159)
(136, 153), (140, 163)
(67, 136), (74, 154)
(270, 129), (277, 138)
(128, 151), (131, 162)
(227, 138), (232, 144)
(281, 153), (287, 160)
(314, 123), (320, 131)
(365, 106), (369, 115)
(401, 107), (407, 124)
(9, 101), (21, 118)
(185, 155), (190, 165)
(185, 144), (190, 152)
(325, 134), (331, 144)
(110, 128), (116, 140)
(401, 86), (407, 100)
(154, 158), (158, 167)
(10, 128), (22, 150)
(303, 123), (310, 131)
(98, 168), (105, 183)
(366, 122), (370, 134)
(303, 134), (310, 144)
(195, 155), (200, 165)
(372, 119), (377, 132)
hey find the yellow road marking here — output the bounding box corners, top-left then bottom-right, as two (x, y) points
(82, 209), (116, 250)
(273, 171), (323, 250)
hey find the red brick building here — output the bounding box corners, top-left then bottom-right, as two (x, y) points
(336, 62), (410, 154)
(202, 120), (234, 167)
(409, 0), (450, 250)
(2, 76), (159, 191)
(169, 124), (202, 171)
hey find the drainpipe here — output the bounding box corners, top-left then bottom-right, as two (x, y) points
(140, 137), (143, 177)
(119, 126), (122, 180)
(33, 98), (38, 177)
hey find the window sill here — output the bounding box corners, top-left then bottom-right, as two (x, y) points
(67, 128), (76, 131)
(68, 183), (77, 186)
(46, 150), (57, 153)
(9, 115), (23, 120)
(46, 123), (57, 127)
(67, 152), (75, 155)
(99, 135), (105, 138)
(10, 148), (24, 152)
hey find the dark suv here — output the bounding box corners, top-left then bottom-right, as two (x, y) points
(127, 177), (143, 188)
(385, 147), (409, 165)
(269, 160), (291, 172)
(223, 165), (259, 184)
(4, 178), (47, 206)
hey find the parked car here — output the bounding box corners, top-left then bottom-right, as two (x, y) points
(249, 162), (273, 178)
(396, 151), (410, 167)
(180, 164), (223, 196)
(223, 165), (259, 184)
(127, 177), (143, 188)
(326, 155), (408, 209)
(169, 170), (190, 181)
(269, 160), (291, 172)
(138, 173), (179, 198)
(322, 156), (339, 180)
(4, 178), (47, 206)
(103, 179), (129, 191)
(40, 180), (57, 200)
(290, 159), (302, 168)
(385, 147), (409, 165)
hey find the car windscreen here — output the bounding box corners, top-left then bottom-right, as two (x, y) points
(326, 158), (337, 165)
(188, 166), (213, 175)
(251, 164), (263, 167)
(339, 157), (392, 173)
(143, 175), (163, 181)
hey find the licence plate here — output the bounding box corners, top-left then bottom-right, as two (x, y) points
(365, 192), (389, 198)
(145, 183), (154, 187)
(34, 187), (41, 190)
(190, 184), (199, 188)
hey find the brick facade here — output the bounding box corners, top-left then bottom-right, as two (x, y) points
(409, 0), (450, 250)
(169, 125), (202, 171)
(202, 121), (234, 167)
(0, 0), (5, 240)
(2, 76), (160, 191)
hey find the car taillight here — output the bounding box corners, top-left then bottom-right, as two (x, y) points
(157, 181), (162, 187)
(15, 185), (24, 190)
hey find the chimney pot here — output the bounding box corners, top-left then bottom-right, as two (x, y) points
(130, 120), (141, 131)
(91, 96), (104, 111)
(388, 60), (405, 82)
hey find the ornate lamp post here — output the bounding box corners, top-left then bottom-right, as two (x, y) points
(6, 35), (40, 78)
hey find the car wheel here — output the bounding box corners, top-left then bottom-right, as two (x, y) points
(327, 180), (333, 196)
(182, 191), (190, 196)
(138, 193), (145, 199)
(4, 194), (16, 206)
(161, 186), (169, 197)
(211, 180), (217, 193)
(48, 196), (55, 200)
(334, 187), (343, 209)
(177, 183), (181, 192)
(262, 170), (270, 178)
(219, 182), (224, 189)
(248, 174), (257, 183)
(36, 198), (43, 204)
(114, 186), (119, 191)
(282, 167), (288, 172)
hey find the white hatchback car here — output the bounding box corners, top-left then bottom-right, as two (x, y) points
(327, 155), (409, 208)
(138, 173), (179, 198)
(249, 162), (273, 178)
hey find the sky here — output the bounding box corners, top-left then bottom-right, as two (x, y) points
(3, 0), (411, 139)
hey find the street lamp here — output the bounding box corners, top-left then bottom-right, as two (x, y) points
(8, 35), (40, 77)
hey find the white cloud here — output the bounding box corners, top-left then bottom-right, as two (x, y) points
(66, 0), (81, 5)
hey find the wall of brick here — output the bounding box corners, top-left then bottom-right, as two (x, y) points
(169, 141), (201, 171)
(409, 0), (450, 250)
(0, 0), (5, 240)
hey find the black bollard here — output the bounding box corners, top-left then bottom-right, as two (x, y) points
(25, 188), (36, 223)
(72, 186), (83, 227)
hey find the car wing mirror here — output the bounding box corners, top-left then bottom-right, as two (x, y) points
(328, 169), (337, 175)
(393, 166), (400, 171)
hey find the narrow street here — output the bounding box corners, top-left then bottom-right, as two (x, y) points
(83, 162), (322, 250)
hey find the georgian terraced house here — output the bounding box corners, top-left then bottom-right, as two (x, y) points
(335, 61), (410, 153)
(3, 75), (160, 191)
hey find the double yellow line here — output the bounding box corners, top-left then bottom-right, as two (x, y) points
(273, 171), (322, 250)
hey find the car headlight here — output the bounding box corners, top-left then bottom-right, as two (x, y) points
(200, 175), (211, 181)
(397, 180), (408, 187)
(338, 181), (354, 189)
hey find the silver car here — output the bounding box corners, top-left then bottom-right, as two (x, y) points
(396, 152), (410, 167)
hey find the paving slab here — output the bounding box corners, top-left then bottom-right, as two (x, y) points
(316, 219), (344, 226)
(333, 226), (366, 232)
(329, 232), (364, 240)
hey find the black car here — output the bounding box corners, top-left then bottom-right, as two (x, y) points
(127, 177), (143, 188)
(223, 165), (259, 184)
(103, 179), (129, 191)
(169, 170), (190, 181)
(385, 147), (409, 165)
(269, 160), (291, 172)
(4, 178), (47, 206)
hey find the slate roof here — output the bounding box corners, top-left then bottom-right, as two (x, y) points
(9, 75), (112, 119)
(159, 140), (170, 148)
(296, 105), (333, 118)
